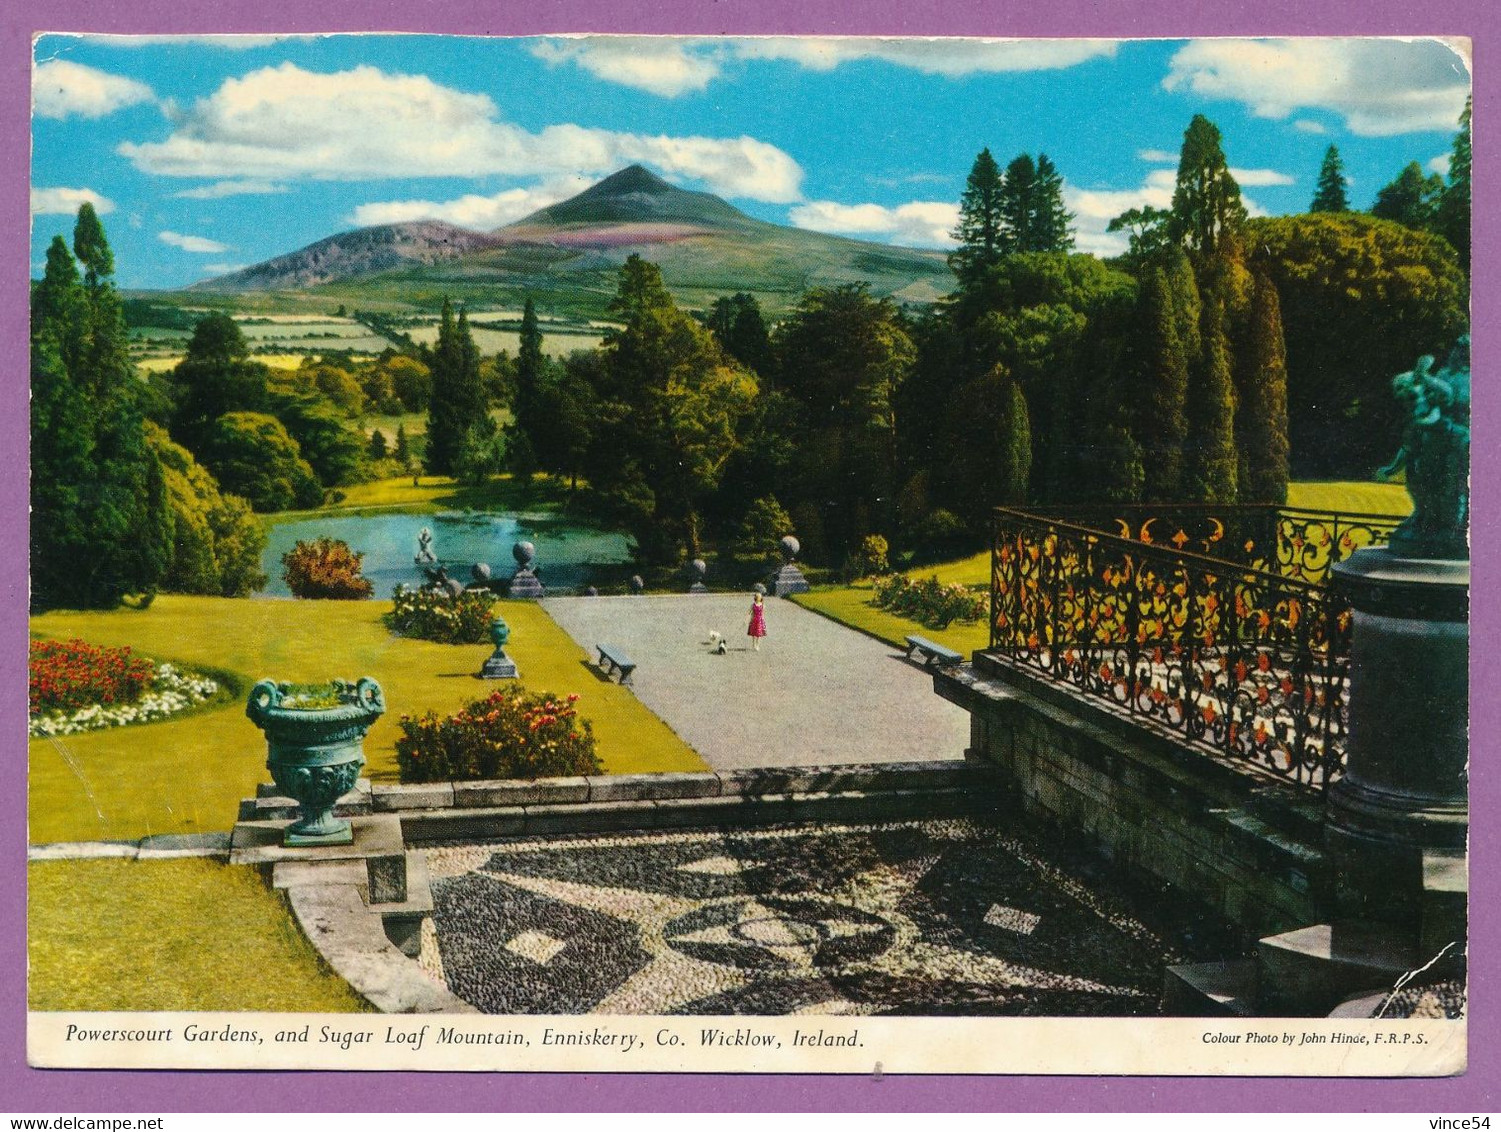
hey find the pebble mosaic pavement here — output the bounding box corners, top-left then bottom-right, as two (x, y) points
(420, 818), (1180, 1016)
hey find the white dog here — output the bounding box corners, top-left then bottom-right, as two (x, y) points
(705, 631), (728, 655)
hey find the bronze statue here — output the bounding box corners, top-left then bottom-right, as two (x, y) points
(1378, 336), (1469, 559)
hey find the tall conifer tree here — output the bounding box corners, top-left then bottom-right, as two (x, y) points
(949, 148), (1006, 285)
(1310, 145), (1350, 212)
(1235, 271), (1291, 504)
(1169, 115), (1248, 259)
(424, 299), (488, 475)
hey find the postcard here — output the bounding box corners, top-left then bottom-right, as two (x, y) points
(24, 28), (1473, 1085)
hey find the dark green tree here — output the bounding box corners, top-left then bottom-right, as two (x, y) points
(394, 422), (412, 465)
(775, 284), (913, 560)
(706, 293), (776, 379)
(1436, 95), (1472, 271)
(1246, 212), (1466, 476)
(267, 387), (368, 487)
(589, 256), (758, 562)
(1235, 271), (1291, 504)
(1134, 252), (1198, 502)
(1107, 206), (1175, 266)
(1311, 145), (1350, 212)
(993, 153), (1075, 255)
(532, 351), (598, 491)
(369, 429), (389, 460)
(167, 313), (271, 454)
(1371, 161), (1444, 230)
(30, 209), (172, 610)
(1169, 115), (1248, 259)
(514, 297), (545, 437)
(203, 411), (323, 512)
(424, 299), (487, 475)
(1184, 263), (1240, 503)
(949, 148), (1007, 285)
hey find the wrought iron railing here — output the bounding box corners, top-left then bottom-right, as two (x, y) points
(987, 506), (1386, 792)
(1038, 504), (1400, 585)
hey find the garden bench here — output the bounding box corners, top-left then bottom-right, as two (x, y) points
(596, 643), (637, 685)
(905, 634), (963, 669)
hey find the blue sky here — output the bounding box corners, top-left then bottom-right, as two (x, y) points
(30, 34), (1471, 289)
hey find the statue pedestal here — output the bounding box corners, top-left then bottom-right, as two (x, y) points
(1327, 548), (1468, 925)
(768, 563), (810, 597)
(508, 569), (544, 599)
(480, 649), (518, 680)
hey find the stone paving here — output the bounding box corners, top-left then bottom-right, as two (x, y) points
(418, 817), (1177, 1016)
(542, 595), (970, 769)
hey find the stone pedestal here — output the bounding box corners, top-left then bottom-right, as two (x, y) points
(480, 650), (518, 679)
(1327, 548), (1469, 925)
(768, 563), (809, 597)
(508, 568), (544, 599)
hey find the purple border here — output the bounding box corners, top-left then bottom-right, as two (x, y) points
(6, 0), (1496, 1112)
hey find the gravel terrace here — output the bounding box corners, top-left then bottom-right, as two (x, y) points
(542, 594), (971, 769)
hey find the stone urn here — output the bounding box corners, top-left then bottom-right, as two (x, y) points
(245, 677), (385, 846)
(480, 616), (519, 679)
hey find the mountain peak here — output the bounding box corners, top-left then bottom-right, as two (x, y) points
(505, 165), (754, 232)
(591, 164), (675, 196)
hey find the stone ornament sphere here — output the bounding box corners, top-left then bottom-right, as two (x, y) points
(490, 616), (511, 650)
(753, 582), (768, 596)
(513, 541), (537, 568)
(780, 536), (801, 563)
(691, 558), (708, 579)
(246, 677), (385, 845)
(472, 562), (492, 583)
(630, 575), (645, 594)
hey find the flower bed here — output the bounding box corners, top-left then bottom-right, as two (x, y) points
(872, 572), (986, 629)
(384, 585), (497, 644)
(29, 660), (222, 739)
(396, 687), (601, 782)
(30, 639), (155, 715)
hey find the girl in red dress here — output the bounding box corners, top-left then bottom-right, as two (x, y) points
(747, 591), (767, 651)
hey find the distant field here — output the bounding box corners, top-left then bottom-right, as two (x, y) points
(136, 352), (315, 373)
(405, 322), (603, 358)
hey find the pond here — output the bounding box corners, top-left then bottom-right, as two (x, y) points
(260, 511), (634, 598)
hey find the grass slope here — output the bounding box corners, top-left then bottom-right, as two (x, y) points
(29, 859), (370, 1012)
(29, 595), (703, 844)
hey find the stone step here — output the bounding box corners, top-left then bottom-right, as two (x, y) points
(1256, 920), (1421, 1017)
(1162, 960), (1257, 1017)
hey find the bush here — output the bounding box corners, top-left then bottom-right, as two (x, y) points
(30, 639), (155, 714)
(396, 687), (601, 782)
(872, 573), (986, 629)
(845, 534), (890, 580)
(385, 585), (496, 644)
(281, 538), (373, 600)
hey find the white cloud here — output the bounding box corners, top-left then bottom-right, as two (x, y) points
(1164, 38), (1469, 136)
(117, 63), (803, 203)
(30, 186), (115, 216)
(32, 60), (155, 119)
(1293, 119), (1328, 134)
(172, 179), (287, 199)
(531, 39), (720, 98)
(202, 262), (248, 275)
(730, 36), (1119, 76)
(1138, 148), (1178, 164)
(350, 177), (591, 229)
(1428, 153), (1452, 176)
(1229, 167), (1294, 187)
(789, 199), (958, 247)
(159, 230), (230, 253)
(529, 36), (1117, 96)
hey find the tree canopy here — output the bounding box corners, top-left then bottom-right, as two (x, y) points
(1311, 145), (1350, 213)
(1168, 115), (1247, 259)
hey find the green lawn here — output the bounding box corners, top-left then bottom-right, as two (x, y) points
(1287, 480), (1411, 516)
(28, 858), (370, 1012)
(279, 471), (579, 519)
(793, 585), (990, 657)
(29, 595), (703, 844)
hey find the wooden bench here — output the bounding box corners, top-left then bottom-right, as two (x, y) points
(596, 643), (637, 685)
(905, 634), (963, 669)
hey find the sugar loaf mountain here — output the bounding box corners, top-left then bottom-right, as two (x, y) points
(187, 165), (953, 316)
